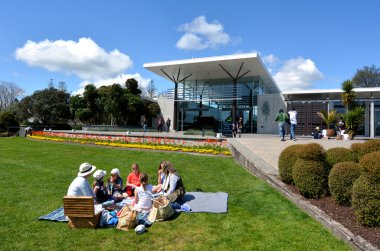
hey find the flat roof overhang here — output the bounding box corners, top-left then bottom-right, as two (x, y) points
(283, 87), (380, 102)
(143, 53), (281, 94)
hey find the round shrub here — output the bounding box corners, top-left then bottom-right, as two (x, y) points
(352, 173), (380, 227)
(359, 151), (380, 182)
(325, 147), (358, 171)
(298, 143), (326, 162)
(278, 144), (304, 184)
(328, 162), (362, 206)
(352, 140), (380, 161)
(350, 142), (366, 160)
(293, 159), (328, 199)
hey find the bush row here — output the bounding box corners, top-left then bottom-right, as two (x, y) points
(278, 140), (380, 227)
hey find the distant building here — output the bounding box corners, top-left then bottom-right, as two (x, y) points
(144, 53), (380, 137)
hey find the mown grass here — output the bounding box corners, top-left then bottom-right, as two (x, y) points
(0, 137), (350, 251)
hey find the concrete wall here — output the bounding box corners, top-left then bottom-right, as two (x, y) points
(257, 93), (286, 134)
(157, 96), (174, 131)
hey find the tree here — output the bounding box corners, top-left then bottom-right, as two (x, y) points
(98, 84), (126, 125)
(317, 110), (338, 129)
(125, 78), (142, 95)
(352, 65), (380, 88)
(0, 111), (19, 133)
(83, 84), (101, 124)
(341, 80), (356, 113)
(27, 87), (71, 126)
(146, 80), (157, 99)
(341, 80), (364, 139)
(0, 81), (24, 111)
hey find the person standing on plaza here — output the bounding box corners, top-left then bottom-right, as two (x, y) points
(288, 107), (297, 141)
(166, 118), (171, 132)
(274, 109), (288, 141)
(237, 117), (243, 138)
(157, 117), (163, 133)
(142, 117), (147, 133)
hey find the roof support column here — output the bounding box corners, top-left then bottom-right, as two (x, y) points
(232, 80), (237, 125)
(174, 82), (178, 131)
(370, 100), (375, 138)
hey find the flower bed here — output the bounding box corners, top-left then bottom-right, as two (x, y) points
(28, 131), (231, 156)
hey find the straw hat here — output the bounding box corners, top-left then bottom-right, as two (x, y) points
(78, 162), (96, 177)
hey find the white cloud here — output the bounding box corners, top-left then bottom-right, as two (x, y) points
(262, 54), (279, 66)
(72, 73), (151, 96)
(176, 16), (236, 50)
(272, 57), (323, 91)
(15, 37), (133, 80)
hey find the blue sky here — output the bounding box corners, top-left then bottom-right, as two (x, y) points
(1, 0), (380, 97)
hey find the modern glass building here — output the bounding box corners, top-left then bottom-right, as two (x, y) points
(144, 53), (380, 137)
(144, 53), (281, 134)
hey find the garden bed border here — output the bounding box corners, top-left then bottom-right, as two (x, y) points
(229, 143), (379, 251)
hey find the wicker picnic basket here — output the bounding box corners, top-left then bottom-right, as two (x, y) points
(63, 196), (101, 228)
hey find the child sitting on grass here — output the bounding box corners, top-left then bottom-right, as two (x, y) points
(92, 169), (109, 203)
(107, 168), (123, 201)
(124, 163), (141, 197)
(133, 172), (154, 227)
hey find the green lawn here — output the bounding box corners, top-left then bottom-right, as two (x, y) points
(0, 137), (350, 251)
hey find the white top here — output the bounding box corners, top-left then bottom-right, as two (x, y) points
(163, 173), (180, 196)
(134, 184), (153, 212)
(288, 110), (297, 124)
(67, 176), (95, 197)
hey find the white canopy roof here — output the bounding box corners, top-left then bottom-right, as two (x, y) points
(144, 53), (281, 94)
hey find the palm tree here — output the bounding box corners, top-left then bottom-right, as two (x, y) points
(317, 110), (338, 129)
(343, 107), (365, 139)
(341, 80), (356, 113)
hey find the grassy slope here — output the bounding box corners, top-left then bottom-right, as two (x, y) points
(0, 137), (350, 251)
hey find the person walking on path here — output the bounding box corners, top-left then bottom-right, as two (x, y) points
(166, 118), (171, 132)
(274, 109), (288, 141)
(288, 107), (297, 141)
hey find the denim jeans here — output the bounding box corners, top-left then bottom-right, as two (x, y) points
(278, 122), (285, 138)
(290, 123), (296, 139)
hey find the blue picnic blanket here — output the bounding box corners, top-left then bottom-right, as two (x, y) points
(38, 207), (68, 222)
(180, 192), (228, 213)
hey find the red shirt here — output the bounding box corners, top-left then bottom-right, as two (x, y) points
(127, 172), (141, 186)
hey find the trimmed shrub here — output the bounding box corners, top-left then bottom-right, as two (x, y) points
(359, 151), (380, 182)
(298, 143), (326, 162)
(325, 147), (358, 171)
(351, 139), (380, 161)
(278, 144), (304, 184)
(293, 159), (328, 199)
(350, 142), (366, 160)
(352, 173), (380, 227)
(328, 162), (362, 206)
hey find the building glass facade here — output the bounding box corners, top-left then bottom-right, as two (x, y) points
(164, 76), (269, 133)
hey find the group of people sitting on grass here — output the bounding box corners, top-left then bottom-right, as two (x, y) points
(67, 160), (185, 216)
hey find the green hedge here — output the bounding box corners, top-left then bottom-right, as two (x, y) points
(298, 143), (326, 162)
(325, 148), (358, 171)
(328, 162), (362, 206)
(352, 173), (380, 227)
(278, 144), (304, 184)
(351, 139), (380, 161)
(359, 151), (380, 182)
(293, 159), (328, 199)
